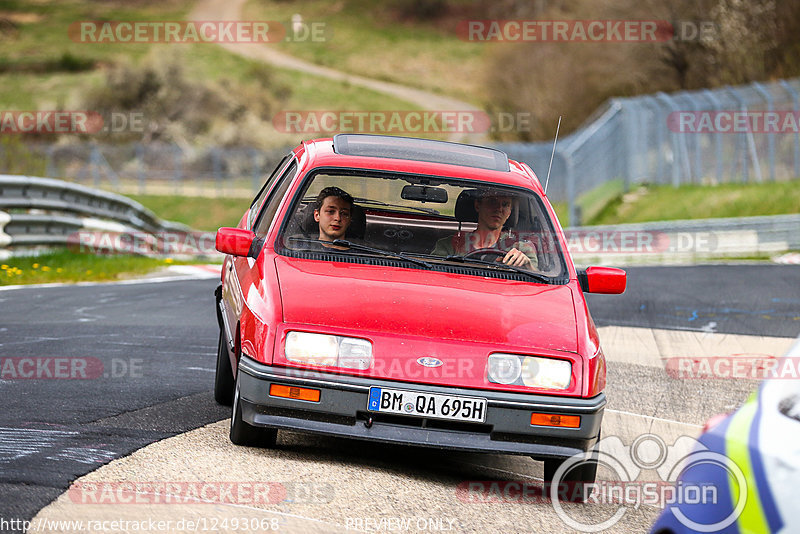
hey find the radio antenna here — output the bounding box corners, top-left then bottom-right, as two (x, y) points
(544, 116), (561, 195)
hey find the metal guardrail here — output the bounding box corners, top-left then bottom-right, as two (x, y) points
(568, 214), (800, 265)
(0, 175), (191, 250)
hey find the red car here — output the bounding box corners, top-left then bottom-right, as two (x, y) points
(214, 134), (625, 493)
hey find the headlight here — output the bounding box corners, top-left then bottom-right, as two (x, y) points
(487, 354), (522, 384)
(488, 353), (571, 390)
(285, 331), (372, 370)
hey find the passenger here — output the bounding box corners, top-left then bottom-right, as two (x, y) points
(432, 190), (537, 269)
(313, 186), (353, 244)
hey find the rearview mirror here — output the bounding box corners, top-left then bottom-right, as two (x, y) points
(578, 266), (626, 294)
(401, 185), (448, 203)
(216, 227), (257, 258)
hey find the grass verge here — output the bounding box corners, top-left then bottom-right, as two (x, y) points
(590, 179), (800, 225)
(0, 249), (206, 286)
(128, 194), (249, 231)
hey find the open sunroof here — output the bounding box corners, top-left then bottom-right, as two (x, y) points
(333, 134), (510, 172)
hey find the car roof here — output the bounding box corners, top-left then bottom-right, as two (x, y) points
(294, 136), (544, 194)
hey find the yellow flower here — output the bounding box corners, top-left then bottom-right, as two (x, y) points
(1, 264), (8, 270)
(41, 266), (51, 272)
(32, 263), (39, 269)
(57, 268), (63, 273)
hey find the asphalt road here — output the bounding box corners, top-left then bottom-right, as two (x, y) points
(585, 264), (800, 338)
(0, 280), (227, 529)
(1, 265), (798, 533)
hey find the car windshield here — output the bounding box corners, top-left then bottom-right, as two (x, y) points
(277, 170), (568, 282)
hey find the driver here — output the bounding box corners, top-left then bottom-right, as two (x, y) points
(432, 190), (537, 269)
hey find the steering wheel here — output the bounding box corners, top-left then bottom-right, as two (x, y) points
(462, 248), (506, 262)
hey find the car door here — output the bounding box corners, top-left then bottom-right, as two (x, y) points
(220, 156), (293, 350)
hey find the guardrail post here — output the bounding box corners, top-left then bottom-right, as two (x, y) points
(702, 89), (724, 183)
(621, 99), (637, 192)
(676, 93), (696, 183)
(752, 81), (776, 181)
(727, 86), (762, 182)
(655, 93), (682, 187)
(780, 80), (800, 179)
(638, 98), (656, 184)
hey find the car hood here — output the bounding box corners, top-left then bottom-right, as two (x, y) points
(275, 257), (578, 353)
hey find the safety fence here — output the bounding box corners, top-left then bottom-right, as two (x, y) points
(497, 77), (800, 225)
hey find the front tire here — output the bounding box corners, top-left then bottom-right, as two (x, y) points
(230, 370), (278, 448)
(543, 455), (598, 503)
(214, 331), (234, 406)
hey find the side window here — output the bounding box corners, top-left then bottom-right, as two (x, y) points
(248, 155), (291, 229)
(253, 161), (298, 237)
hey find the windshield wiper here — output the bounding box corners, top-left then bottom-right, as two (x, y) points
(332, 240), (433, 268)
(444, 255), (551, 283)
(287, 236), (432, 268)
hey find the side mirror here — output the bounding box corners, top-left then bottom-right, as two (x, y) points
(578, 266), (626, 294)
(216, 227), (257, 257)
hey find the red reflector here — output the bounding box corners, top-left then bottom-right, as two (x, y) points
(269, 384), (320, 402)
(530, 412), (580, 428)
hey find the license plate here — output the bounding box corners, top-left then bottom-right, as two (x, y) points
(367, 387), (487, 423)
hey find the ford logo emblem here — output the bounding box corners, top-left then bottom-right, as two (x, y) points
(416, 357), (443, 368)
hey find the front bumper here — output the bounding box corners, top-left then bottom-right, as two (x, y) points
(237, 355), (605, 459)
